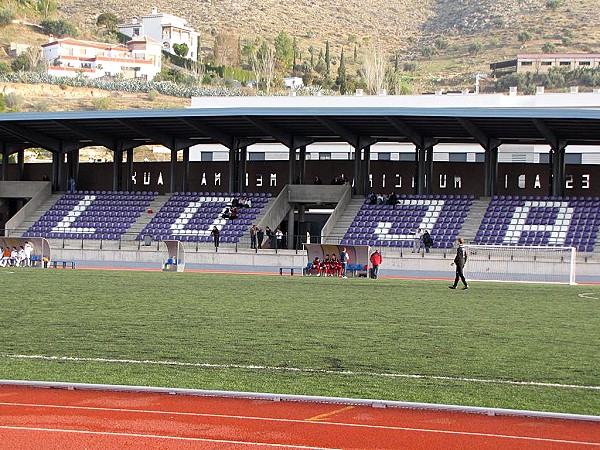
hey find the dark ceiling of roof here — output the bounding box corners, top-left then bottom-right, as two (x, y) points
(0, 106), (598, 153)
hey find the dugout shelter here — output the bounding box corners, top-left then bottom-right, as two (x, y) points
(0, 236), (50, 267)
(304, 243), (369, 277)
(162, 240), (185, 272)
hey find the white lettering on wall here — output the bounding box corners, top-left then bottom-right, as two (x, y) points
(143, 172), (151, 185)
(395, 174), (402, 188)
(454, 176), (462, 189)
(439, 174), (447, 189)
(131, 172), (137, 184)
(214, 173), (221, 186)
(256, 175), (263, 187)
(201, 172), (207, 186)
(270, 173), (277, 187)
(518, 174), (526, 189)
(382, 174), (386, 188)
(582, 174), (590, 189)
(534, 174), (541, 189)
(565, 175), (574, 189)
(157, 172), (163, 185)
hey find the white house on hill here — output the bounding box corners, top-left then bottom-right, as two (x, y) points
(42, 36), (162, 80)
(117, 7), (199, 60)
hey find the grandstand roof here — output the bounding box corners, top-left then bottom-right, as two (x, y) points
(0, 105), (599, 153)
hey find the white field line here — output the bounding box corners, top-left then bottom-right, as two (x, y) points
(2, 354), (599, 391)
(0, 407), (599, 447)
(0, 425), (336, 449)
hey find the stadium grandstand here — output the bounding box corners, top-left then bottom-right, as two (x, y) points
(1, 90), (600, 282)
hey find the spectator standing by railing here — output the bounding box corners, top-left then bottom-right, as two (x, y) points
(211, 226), (220, 249)
(412, 228), (423, 253)
(422, 230), (433, 254)
(257, 227), (264, 249)
(250, 225), (258, 249)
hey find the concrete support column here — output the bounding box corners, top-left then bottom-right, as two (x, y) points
(299, 146), (306, 184)
(238, 146), (247, 193)
(484, 146), (499, 197)
(228, 146), (236, 193)
(51, 152), (60, 191)
(550, 146), (566, 197)
(416, 144), (434, 195)
(17, 149), (24, 181)
(353, 146), (361, 195)
(113, 147), (123, 191)
(362, 145), (371, 196)
(287, 204), (295, 249)
(415, 146), (426, 195)
(1, 147), (9, 182)
(126, 147), (134, 191)
(67, 150), (79, 188)
(182, 147), (190, 192)
(57, 149), (66, 191)
(169, 148), (178, 193)
(288, 146), (296, 184)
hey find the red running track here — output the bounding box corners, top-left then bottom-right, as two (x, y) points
(0, 386), (598, 449)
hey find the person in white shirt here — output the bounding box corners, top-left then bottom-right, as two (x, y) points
(17, 246), (26, 267)
(23, 241), (33, 267)
(10, 247), (19, 267)
(412, 228), (423, 253)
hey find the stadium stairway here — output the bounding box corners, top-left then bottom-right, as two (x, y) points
(458, 198), (490, 243)
(11, 193), (63, 237)
(326, 197), (366, 242)
(120, 195), (169, 243)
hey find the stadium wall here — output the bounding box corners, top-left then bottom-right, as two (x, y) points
(47, 247), (600, 281)
(13, 161), (600, 196)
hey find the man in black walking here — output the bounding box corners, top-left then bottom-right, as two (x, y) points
(449, 237), (468, 290)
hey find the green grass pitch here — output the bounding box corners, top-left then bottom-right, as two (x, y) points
(0, 269), (598, 415)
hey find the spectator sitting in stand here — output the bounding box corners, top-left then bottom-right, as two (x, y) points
(222, 207), (231, 219)
(229, 206), (238, 221)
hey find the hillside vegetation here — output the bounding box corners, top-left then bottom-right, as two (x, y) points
(0, 0), (598, 111)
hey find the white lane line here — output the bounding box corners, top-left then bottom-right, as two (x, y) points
(578, 293), (599, 299)
(1, 403), (598, 447)
(2, 354), (598, 391)
(0, 425), (336, 449)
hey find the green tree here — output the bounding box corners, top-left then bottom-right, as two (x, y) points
(292, 36), (299, 72)
(0, 9), (15, 27)
(325, 40), (331, 79)
(173, 43), (189, 58)
(37, 0), (56, 19)
(336, 47), (348, 94)
(96, 12), (119, 31)
(274, 31), (293, 73)
(517, 31), (532, 44)
(542, 42), (556, 53)
(468, 41), (482, 55)
(434, 37), (448, 50)
(41, 19), (77, 38)
(307, 45), (315, 68)
(314, 49), (325, 74)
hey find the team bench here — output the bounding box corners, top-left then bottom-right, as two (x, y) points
(49, 260), (76, 269)
(279, 267), (296, 276)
